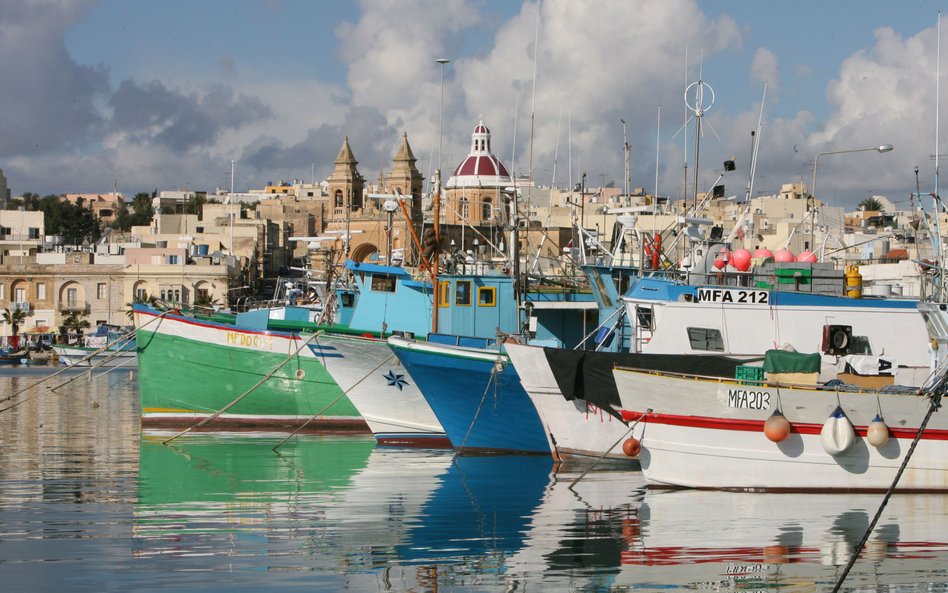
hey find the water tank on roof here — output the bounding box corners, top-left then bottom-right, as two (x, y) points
(197, 244), (209, 256)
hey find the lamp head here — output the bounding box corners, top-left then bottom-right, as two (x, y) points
(877, 144), (894, 153)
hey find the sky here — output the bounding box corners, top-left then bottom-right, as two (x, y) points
(0, 0), (945, 210)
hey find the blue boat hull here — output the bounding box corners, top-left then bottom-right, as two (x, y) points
(390, 341), (552, 454)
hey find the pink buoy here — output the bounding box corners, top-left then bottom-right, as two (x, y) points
(754, 248), (773, 260)
(774, 249), (795, 262)
(730, 248), (752, 272)
(797, 250), (817, 263)
(713, 249), (728, 270)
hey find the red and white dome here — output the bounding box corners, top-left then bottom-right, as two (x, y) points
(445, 120), (511, 189)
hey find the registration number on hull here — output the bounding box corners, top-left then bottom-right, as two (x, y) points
(721, 387), (772, 410)
(696, 288), (769, 304)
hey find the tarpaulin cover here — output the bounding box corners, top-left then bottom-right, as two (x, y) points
(543, 348), (748, 420)
(762, 349), (821, 373)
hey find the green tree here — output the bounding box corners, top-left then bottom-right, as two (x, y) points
(2, 307), (28, 349)
(129, 193), (155, 227)
(61, 310), (91, 337)
(113, 200), (132, 231)
(858, 197), (884, 212)
(194, 291), (220, 311)
(126, 293), (159, 321)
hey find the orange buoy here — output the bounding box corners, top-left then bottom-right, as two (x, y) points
(764, 410), (791, 442)
(622, 437), (642, 457)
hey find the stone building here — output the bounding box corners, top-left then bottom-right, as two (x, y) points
(323, 134), (424, 265)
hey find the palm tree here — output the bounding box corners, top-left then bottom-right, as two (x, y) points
(126, 293), (159, 321)
(61, 310), (91, 339)
(194, 292), (220, 311)
(858, 197), (884, 212)
(2, 307), (28, 350)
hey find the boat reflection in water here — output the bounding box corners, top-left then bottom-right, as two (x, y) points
(134, 433), (557, 588)
(135, 434), (449, 573)
(133, 433), (948, 591)
(618, 489), (948, 591)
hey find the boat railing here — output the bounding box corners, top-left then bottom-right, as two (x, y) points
(613, 364), (924, 395)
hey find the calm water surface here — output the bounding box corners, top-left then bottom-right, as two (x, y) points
(2, 368), (948, 592)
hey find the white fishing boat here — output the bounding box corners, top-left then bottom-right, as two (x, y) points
(609, 303), (948, 491)
(314, 332), (449, 448)
(53, 344), (137, 368)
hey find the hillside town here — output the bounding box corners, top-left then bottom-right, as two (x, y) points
(0, 121), (939, 347)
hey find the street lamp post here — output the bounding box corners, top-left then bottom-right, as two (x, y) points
(809, 143), (894, 250)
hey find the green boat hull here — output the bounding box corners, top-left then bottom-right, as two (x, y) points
(136, 317), (365, 432)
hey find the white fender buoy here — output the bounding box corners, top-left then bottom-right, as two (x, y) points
(821, 406), (856, 455)
(867, 413), (890, 447)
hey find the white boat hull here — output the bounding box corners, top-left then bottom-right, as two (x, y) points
(506, 343), (634, 462)
(613, 367), (948, 491)
(53, 346), (138, 368)
(315, 334), (449, 447)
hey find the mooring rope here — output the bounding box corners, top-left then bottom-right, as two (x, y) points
(453, 359), (501, 458)
(272, 350), (397, 451)
(568, 408), (651, 490)
(162, 330), (323, 445)
(831, 372), (947, 592)
(0, 311), (167, 413)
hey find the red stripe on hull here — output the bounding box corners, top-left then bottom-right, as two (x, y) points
(620, 409), (948, 440)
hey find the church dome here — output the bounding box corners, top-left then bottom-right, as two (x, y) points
(446, 120), (511, 189)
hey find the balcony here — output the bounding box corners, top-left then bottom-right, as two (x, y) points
(11, 301), (32, 313)
(60, 302), (90, 314)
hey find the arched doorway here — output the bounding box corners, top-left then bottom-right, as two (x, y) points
(350, 242), (380, 263)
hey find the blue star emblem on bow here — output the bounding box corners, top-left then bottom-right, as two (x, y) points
(383, 370), (409, 391)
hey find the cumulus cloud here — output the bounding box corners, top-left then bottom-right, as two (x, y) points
(107, 81), (271, 151)
(750, 47), (779, 94)
(0, 0), (941, 210)
(807, 26), (938, 204)
(0, 0), (108, 159)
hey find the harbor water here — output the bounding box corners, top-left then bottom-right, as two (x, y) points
(2, 369), (948, 592)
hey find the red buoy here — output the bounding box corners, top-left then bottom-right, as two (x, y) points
(622, 437), (642, 457)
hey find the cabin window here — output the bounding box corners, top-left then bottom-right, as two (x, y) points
(370, 274), (396, 293)
(686, 327), (724, 352)
(614, 272), (632, 296)
(850, 335), (872, 355)
(340, 293), (355, 307)
(477, 287), (496, 307)
(636, 306), (654, 331)
(455, 280), (472, 306)
(438, 281), (450, 307)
